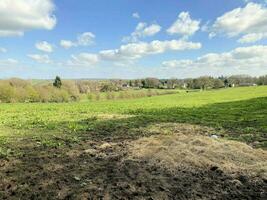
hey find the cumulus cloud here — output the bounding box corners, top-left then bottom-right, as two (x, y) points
(167, 12), (200, 37)
(211, 3), (267, 43)
(100, 40), (201, 61)
(0, 0), (56, 37)
(122, 22), (161, 42)
(0, 47), (7, 53)
(60, 40), (75, 49)
(35, 41), (53, 53)
(28, 54), (52, 64)
(132, 12), (140, 19)
(162, 45), (267, 76)
(60, 32), (95, 49)
(67, 39), (201, 67)
(68, 53), (99, 66)
(77, 32), (95, 46)
(238, 33), (267, 43)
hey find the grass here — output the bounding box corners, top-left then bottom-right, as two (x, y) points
(0, 86), (267, 149)
(1, 86), (267, 199)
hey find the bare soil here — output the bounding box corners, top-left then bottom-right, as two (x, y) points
(0, 124), (266, 199)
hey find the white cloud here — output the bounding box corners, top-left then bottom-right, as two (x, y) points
(0, 47), (7, 53)
(60, 32), (95, 49)
(238, 33), (267, 43)
(0, 0), (56, 37)
(162, 59), (194, 68)
(28, 54), (52, 64)
(68, 53), (99, 66)
(142, 24), (161, 37)
(0, 58), (18, 66)
(132, 12), (140, 19)
(212, 3), (267, 43)
(0, 30), (24, 37)
(77, 32), (95, 46)
(100, 40), (201, 61)
(68, 39), (201, 67)
(60, 40), (76, 49)
(122, 22), (161, 42)
(162, 45), (267, 76)
(167, 12), (200, 37)
(35, 41), (53, 53)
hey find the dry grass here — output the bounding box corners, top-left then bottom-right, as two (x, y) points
(129, 123), (267, 178)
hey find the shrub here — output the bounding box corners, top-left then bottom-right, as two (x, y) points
(61, 80), (80, 101)
(0, 82), (15, 103)
(9, 78), (29, 88)
(50, 88), (69, 103)
(34, 85), (52, 103)
(24, 85), (39, 102)
(100, 84), (117, 92)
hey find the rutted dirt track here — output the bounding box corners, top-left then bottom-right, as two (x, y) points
(0, 124), (267, 199)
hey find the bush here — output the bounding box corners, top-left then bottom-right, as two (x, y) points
(61, 80), (80, 101)
(0, 82), (15, 103)
(50, 88), (69, 103)
(100, 84), (118, 92)
(0, 78), (83, 103)
(34, 85), (52, 103)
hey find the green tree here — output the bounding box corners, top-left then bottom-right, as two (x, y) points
(53, 76), (62, 88)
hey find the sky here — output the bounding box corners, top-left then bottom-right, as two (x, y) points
(0, 0), (267, 79)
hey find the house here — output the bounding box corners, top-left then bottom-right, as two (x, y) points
(122, 83), (129, 88)
(239, 83), (257, 87)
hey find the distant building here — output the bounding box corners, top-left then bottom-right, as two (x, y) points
(182, 83), (187, 89)
(122, 83), (129, 88)
(239, 83), (257, 87)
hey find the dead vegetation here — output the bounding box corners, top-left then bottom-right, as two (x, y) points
(129, 123), (267, 178)
(1, 122), (266, 199)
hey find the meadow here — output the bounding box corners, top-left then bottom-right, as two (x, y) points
(0, 86), (267, 199)
(0, 86), (266, 148)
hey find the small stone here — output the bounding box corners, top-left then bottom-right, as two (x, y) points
(210, 135), (219, 139)
(84, 148), (97, 155)
(99, 143), (112, 149)
(74, 176), (81, 181)
(80, 182), (87, 186)
(230, 179), (243, 187)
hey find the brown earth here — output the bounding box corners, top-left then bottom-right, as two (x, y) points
(0, 123), (266, 199)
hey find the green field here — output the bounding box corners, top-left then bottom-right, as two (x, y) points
(0, 86), (267, 149)
(1, 86), (267, 199)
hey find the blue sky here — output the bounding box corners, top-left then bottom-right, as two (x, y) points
(0, 0), (267, 79)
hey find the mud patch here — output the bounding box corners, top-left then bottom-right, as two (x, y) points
(0, 123), (266, 199)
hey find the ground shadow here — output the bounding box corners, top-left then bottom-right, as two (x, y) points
(77, 96), (267, 147)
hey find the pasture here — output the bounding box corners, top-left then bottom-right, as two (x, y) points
(0, 86), (267, 199)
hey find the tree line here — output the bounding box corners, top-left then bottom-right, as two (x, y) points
(124, 75), (266, 90)
(0, 74), (266, 103)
